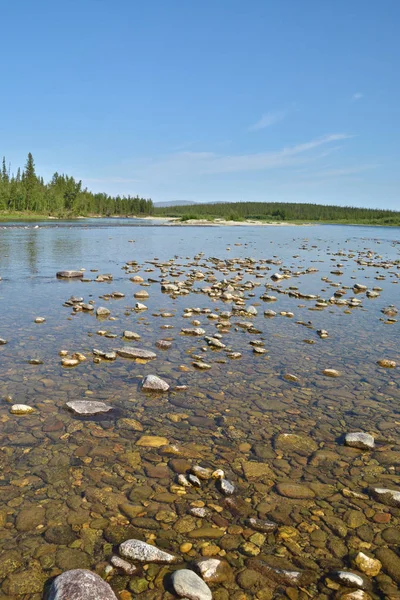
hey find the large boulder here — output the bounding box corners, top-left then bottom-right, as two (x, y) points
(48, 569), (117, 599)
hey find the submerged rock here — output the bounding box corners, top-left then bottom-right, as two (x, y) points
(369, 487), (400, 507)
(66, 401), (112, 415)
(194, 557), (233, 584)
(330, 570), (370, 590)
(171, 569), (212, 600)
(48, 569), (118, 600)
(119, 539), (181, 563)
(116, 347), (156, 360)
(377, 359), (396, 368)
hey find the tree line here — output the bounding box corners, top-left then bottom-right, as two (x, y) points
(154, 201), (400, 225)
(0, 153), (154, 217)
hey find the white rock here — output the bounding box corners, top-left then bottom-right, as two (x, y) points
(48, 568), (117, 600)
(66, 401), (112, 415)
(10, 404), (34, 415)
(119, 539), (181, 564)
(345, 432), (375, 450)
(171, 569), (212, 600)
(141, 374), (170, 392)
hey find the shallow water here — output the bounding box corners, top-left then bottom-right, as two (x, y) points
(0, 221), (399, 599)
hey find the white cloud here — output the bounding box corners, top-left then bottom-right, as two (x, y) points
(302, 164), (378, 179)
(351, 92), (364, 102)
(133, 133), (352, 178)
(248, 109), (287, 131)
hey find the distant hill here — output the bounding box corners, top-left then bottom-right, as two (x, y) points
(154, 200), (197, 208)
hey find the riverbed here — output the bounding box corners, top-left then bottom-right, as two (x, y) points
(0, 221), (399, 599)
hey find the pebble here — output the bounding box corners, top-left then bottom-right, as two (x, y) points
(354, 552), (381, 576)
(110, 555), (137, 575)
(141, 374), (170, 392)
(218, 478), (235, 496)
(119, 539), (181, 564)
(322, 368), (341, 377)
(10, 404), (34, 415)
(345, 432), (375, 450)
(116, 347), (156, 359)
(66, 401), (112, 415)
(171, 569), (212, 600)
(377, 359), (396, 368)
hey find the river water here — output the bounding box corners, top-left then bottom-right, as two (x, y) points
(0, 221), (399, 599)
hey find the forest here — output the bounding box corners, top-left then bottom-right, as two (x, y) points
(154, 200), (400, 225)
(0, 153), (154, 218)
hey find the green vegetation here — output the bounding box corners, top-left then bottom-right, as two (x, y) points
(155, 201), (400, 226)
(0, 153), (153, 218)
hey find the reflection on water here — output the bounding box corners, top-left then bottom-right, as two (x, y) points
(0, 222), (399, 599)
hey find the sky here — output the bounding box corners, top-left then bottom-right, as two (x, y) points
(0, 0), (399, 209)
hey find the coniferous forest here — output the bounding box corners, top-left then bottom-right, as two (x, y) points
(0, 153), (154, 218)
(154, 201), (400, 225)
(1, 153), (399, 225)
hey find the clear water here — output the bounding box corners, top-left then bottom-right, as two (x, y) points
(0, 221), (399, 599)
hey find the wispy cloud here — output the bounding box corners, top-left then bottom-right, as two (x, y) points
(134, 133), (352, 178)
(248, 109), (287, 131)
(300, 164), (378, 180)
(351, 92), (364, 102)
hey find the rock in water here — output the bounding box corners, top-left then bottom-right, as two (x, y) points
(119, 539), (181, 563)
(141, 374), (170, 392)
(96, 307), (110, 317)
(56, 270), (84, 278)
(194, 558), (233, 583)
(171, 569), (212, 600)
(10, 404), (34, 415)
(116, 347), (156, 360)
(48, 569), (118, 600)
(345, 432), (375, 450)
(369, 487), (400, 507)
(66, 401), (112, 415)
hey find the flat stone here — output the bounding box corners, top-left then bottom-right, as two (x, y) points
(66, 401), (112, 416)
(123, 330), (141, 340)
(171, 569), (212, 600)
(136, 435), (169, 447)
(242, 461), (274, 480)
(116, 347), (156, 360)
(375, 548), (400, 583)
(181, 327), (206, 335)
(16, 506), (46, 531)
(119, 539), (181, 563)
(48, 568), (118, 599)
(276, 482), (315, 499)
(275, 433), (318, 455)
(188, 527), (225, 539)
(141, 374), (170, 392)
(110, 555), (137, 575)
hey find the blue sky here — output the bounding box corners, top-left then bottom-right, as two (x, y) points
(1, 1), (399, 208)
